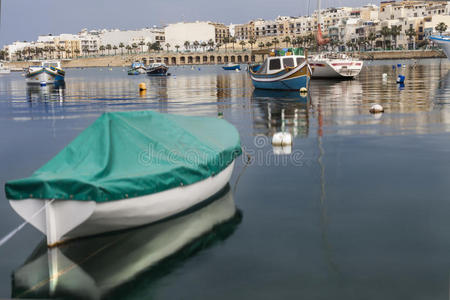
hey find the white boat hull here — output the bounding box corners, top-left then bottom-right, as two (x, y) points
(10, 161), (235, 246)
(310, 59), (363, 79)
(25, 70), (63, 84)
(0, 69), (11, 74)
(431, 36), (450, 60)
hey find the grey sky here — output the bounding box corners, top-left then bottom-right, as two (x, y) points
(0, 0), (377, 48)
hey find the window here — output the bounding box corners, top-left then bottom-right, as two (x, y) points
(283, 57), (294, 67)
(269, 59), (281, 70)
(296, 57), (305, 65)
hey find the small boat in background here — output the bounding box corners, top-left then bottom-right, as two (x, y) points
(249, 51), (311, 90)
(223, 64), (241, 71)
(430, 35), (450, 60)
(0, 62), (11, 74)
(146, 63), (169, 76)
(309, 53), (363, 79)
(25, 60), (65, 84)
(127, 62), (146, 75)
(5, 111), (242, 247)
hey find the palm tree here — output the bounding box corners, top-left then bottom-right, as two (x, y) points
(367, 32), (377, 50)
(201, 41), (207, 52)
(74, 48), (80, 58)
(113, 45), (118, 55)
(106, 44), (112, 55)
(175, 45), (180, 52)
(346, 41), (353, 51)
(139, 41), (145, 53)
(272, 38), (280, 49)
(146, 42), (152, 53)
(132, 43), (138, 53)
(380, 26), (391, 50)
(248, 38), (256, 50)
(193, 40), (200, 52)
(258, 42), (264, 50)
(0, 50), (6, 60)
(126, 45), (132, 54)
(435, 22), (448, 35)
(239, 40), (246, 50)
(282, 36), (291, 47)
(265, 42), (273, 48)
(184, 41), (190, 51)
(405, 28), (416, 50)
(119, 42), (125, 55)
(99, 45), (105, 55)
(208, 39), (215, 50)
(165, 43), (171, 52)
(230, 37), (236, 51)
(390, 25), (402, 49)
(223, 37), (230, 52)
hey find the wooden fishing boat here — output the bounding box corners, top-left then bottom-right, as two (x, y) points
(249, 54), (312, 90)
(25, 60), (65, 84)
(146, 63), (169, 76)
(5, 111), (242, 247)
(223, 64), (241, 71)
(12, 186), (241, 299)
(127, 62), (146, 75)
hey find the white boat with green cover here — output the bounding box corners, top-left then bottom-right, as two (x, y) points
(5, 111), (242, 247)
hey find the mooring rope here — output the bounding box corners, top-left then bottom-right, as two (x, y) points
(0, 199), (56, 248)
(233, 147), (252, 194)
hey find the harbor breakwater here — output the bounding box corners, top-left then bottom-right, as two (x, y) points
(5, 50), (446, 69)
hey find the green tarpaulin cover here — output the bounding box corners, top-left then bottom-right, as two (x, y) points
(5, 111), (242, 202)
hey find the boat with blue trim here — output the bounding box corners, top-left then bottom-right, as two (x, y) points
(25, 60), (65, 84)
(146, 63), (169, 76)
(430, 35), (450, 60)
(223, 64), (241, 71)
(127, 62), (146, 75)
(249, 52), (312, 90)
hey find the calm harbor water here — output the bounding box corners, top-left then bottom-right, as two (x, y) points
(1, 59), (450, 299)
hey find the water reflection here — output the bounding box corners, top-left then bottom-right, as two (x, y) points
(26, 84), (66, 103)
(12, 186), (241, 300)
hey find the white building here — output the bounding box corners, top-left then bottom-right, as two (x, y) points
(98, 27), (164, 49)
(165, 21), (216, 51)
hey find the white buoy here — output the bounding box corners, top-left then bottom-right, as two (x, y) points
(369, 104), (384, 113)
(235, 69), (240, 72)
(273, 145), (292, 155)
(272, 132), (293, 146)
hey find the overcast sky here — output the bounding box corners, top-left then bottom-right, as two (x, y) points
(0, 0), (377, 48)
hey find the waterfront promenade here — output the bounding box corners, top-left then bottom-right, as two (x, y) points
(4, 49), (446, 69)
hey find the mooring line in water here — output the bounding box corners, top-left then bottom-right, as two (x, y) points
(0, 199), (55, 248)
(233, 147), (252, 194)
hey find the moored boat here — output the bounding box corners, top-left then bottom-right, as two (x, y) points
(223, 64), (241, 71)
(309, 52), (363, 79)
(146, 63), (169, 76)
(249, 52), (312, 90)
(25, 60), (65, 84)
(0, 62), (11, 74)
(5, 111), (242, 247)
(430, 35), (450, 60)
(127, 62), (146, 75)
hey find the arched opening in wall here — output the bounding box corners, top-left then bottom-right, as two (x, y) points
(237, 55), (242, 63)
(149, 58), (155, 64)
(164, 57), (169, 65)
(195, 56), (201, 63)
(203, 56), (208, 63)
(244, 55), (249, 62)
(251, 55), (256, 62)
(231, 56), (236, 63)
(188, 56), (193, 63)
(181, 56), (186, 64)
(210, 56), (215, 63)
(171, 57), (177, 65)
(156, 57), (162, 62)
(224, 56), (229, 63)
(217, 56), (222, 63)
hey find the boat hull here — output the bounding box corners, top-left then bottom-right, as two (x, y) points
(223, 65), (241, 70)
(0, 69), (11, 74)
(310, 60), (363, 79)
(25, 68), (65, 84)
(128, 67), (146, 75)
(9, 161), (235, 246)
(430, 36), (450, 60)
(147, 66), (168, 76)
(250, 62), (311, 91)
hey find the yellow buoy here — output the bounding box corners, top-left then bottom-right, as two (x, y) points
(139, 83), (147, 91)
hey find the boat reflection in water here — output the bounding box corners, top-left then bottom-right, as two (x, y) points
(26, 82), (66, 102)
(12, 186), (241, 300)
(251, 89), (310, 154)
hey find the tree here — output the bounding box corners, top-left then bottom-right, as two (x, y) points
(0, 50), (6, 60)
(201, 41), (207, 52)
(208, 39), (215, 50)
(132, 43), (138, 53)
(367, 32), (377, 50)
(165, 43), (171, 52)
(74, 48), (80, 58)
(223, 37), (230, 52)
(119, 42), (125, 55)
(147, 42), (152, 53)
(405, 28), (416, 50)
(99, 45), (105, 55)
(113, 45), (118, 55)
(239, 40), (246, 50)
(106, 44), (112, 55)
(139, 41), (145, 53)
(258, 42), (264, 49)
(184, 41), (190, 51)
(346, 41), (353, 51)
(175, 45), (180, 52)
(380, 26), (391, 50)
(435, 22), (448, 35)
(230, 37), (236, 50)
(390, 25), (402, 49)
(272, 38), (280, 48)
(193, 40), (200, 52)
(265, 42), (273, 48)
(126, 45), (132, 54)
(282, 36), (291, 47)
(248, 38), (256, 50)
